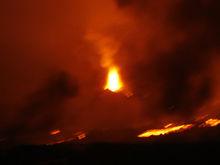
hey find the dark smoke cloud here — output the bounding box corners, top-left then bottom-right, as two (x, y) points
(116, 0), (133, 7)
(115, 0), (220, 120)
(2, 72), (78, 142)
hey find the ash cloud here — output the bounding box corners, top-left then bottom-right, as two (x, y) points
(115, 0), (220, 120)
(2, 72), (78, 142)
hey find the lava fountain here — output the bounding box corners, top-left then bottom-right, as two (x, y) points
(104, 66), (123, 92)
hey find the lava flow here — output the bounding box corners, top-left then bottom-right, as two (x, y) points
(104, 66), (123, 92)
(50, 129), (61, 136)
(202, 118), (220, 127)
(138, 124), (193, 138)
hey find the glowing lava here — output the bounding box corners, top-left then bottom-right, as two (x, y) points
(75, 131), (87, 140)
(50, 129), (61, 135)
(203, 118), (220, 127)
(105, 66), (123, 92)
(138, 124), (193, 138)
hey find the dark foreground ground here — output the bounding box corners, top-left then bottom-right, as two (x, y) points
(1, 126), (220, 164)
(1, 142), (220, 164)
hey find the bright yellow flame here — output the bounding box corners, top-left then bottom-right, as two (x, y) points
(138, 124), (193, 138)
(105, 66), (123, 92)
(203, 118), (220, 127)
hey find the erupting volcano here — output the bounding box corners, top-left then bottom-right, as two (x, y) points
(104, 66), (123, 93)
(1, 0), (220, 163)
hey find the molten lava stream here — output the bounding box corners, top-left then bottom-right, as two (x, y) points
(105, 66), (123, 92)
(202, 118), (220, 127)
(138, 124), (193, 138)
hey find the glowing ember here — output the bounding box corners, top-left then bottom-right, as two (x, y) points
(50, 129), (61, 135)
(75, 131), (86, 140)
(78, 133), (86, 140)
(138, 124), (193, 138)
(203, 118), (220, 127)
(105, 66), (123, 92)
(164, 123), (173, 128)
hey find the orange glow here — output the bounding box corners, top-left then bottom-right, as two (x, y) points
(50, 129), (61, 135)
(78, 133), (86, 140)
(138, 124), (193, 138)
(203, 118), (220, 127)
(75, 131), (86, 140)
(164, 123), (173, 128)
(105, 66), (123, 92)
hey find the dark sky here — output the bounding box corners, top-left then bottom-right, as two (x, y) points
(1, 0), (220, 143)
